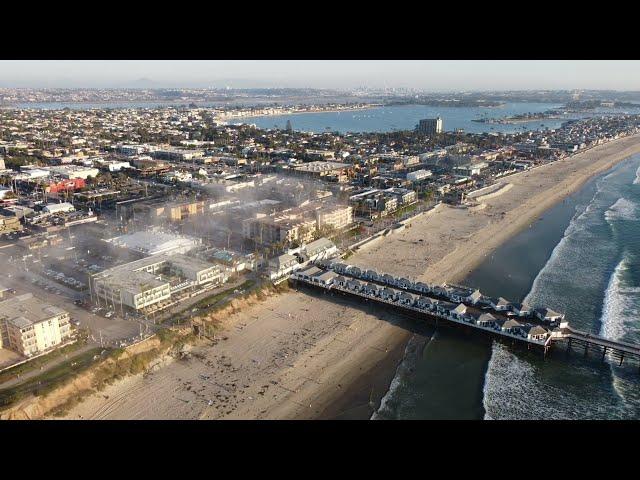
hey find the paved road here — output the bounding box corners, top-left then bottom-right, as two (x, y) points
(0, 343), (98, 390)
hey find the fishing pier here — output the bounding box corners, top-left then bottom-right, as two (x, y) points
(289, 260), (640, 371)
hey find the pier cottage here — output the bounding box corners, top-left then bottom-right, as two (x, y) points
(380, 287), (398, 301)
(363, 283), (379, 296)
(445, 286), (473, 303)
(535, 308), (564, 326)
(295, 265), (322, 282)
(363, 269), (379, 281)
(466, 289), (483, 305)
(510, 302), (533, 317)
(437, 301), (457, 315)
(316, 270), (338, 286)
(381, 273), (397, 287)
(477, 312), (499, 328)
(451, 303), (468, 320)
(333, 275), (347, 287)
(502, 319), (524, 335)
(332, 263), (350, 275)
(398, 291), (416, 306)
(431, 285), (448, 297)
(290, 264), (640, 370)
(490, 297), (511, 312)
(349, 266), (362, 278)
(526, 325), (550, 341)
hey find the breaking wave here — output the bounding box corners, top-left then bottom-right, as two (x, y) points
(483, 157), (640, 420)
(599, 254), (640, 407)
(599, 255), (640, 342)
(605, 198), (638, 222)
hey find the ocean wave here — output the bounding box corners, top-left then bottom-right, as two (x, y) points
(605, 198), (638, 222)
(482, 160), (640, 420)
(634, 165), (640, 185)
(599, 255), (640, 342)
(482, 342), (631, 419)
(599, 254), (640, 405)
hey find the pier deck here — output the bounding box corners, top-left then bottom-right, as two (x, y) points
(290, 260), (640, 371)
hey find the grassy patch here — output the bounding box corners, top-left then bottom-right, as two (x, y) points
(0, 347), (105, 409)
(0, 338), (88, 385)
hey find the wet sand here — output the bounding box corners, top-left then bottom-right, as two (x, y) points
(56, 133), (640, 420)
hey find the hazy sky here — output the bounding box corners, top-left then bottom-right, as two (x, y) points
(0, 61), (638, 91)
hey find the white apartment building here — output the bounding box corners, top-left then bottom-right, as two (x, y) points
(0, 293), (72, 357)
(315, 205), (353, 231)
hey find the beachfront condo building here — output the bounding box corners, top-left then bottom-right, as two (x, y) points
(0, 293), (72, 357)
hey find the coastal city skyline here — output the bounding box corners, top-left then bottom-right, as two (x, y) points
(1, 60), (640, 90)
(1, 61), (640, 422)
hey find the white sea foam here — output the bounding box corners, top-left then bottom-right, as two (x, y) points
(599, 254), (640, 404)
(484, 168), (635, 420)
(599, 255), (640, 342)
(605, 198), (637, 222)
(634, 165), (640, 185)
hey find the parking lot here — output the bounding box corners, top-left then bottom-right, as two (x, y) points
(0, 245), (142, 346)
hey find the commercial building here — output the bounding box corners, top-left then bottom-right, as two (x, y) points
(242, 214), (317, 246)
(454, 162), (489, 176)
(91, 253), (225, 311)
(349, 189), (399, 218)
(290, 161), (352, 183)
(406, 169), (433, 182)
(384, 187), (417, 205)
(0, 293), (72, 357)
(153, 148), (205, 162)
(315, 204), (353, 231)
(45, 178), (86, 194)
(43, 202), (76, 214)
(132, 198), (206, 223)
(105, 230), (201, 256)
(117, 144), (153, 156)
(417, 117), (443, 135)
(48, 165), (100, 180)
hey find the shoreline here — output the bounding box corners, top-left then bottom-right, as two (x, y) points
(314, 133), (640, 420)
(53, 133), (640, 421)
(217, 105), (379, 123)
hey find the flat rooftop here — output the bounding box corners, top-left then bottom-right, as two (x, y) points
(105, 230), (200, 255)
(0, 293), (68, 329)
(293, 161), (350, 173)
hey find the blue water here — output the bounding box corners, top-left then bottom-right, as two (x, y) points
(234, 102), (566, 134)
(374, 154), (640, 420)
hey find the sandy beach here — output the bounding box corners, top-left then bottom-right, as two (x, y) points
(56, 133), (640, 420)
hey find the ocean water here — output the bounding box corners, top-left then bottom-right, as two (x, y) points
(374, 154), (640, 420)
(235, 102), (565, 134)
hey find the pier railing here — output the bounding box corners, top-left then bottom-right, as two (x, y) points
(291, 262), (640, 371)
